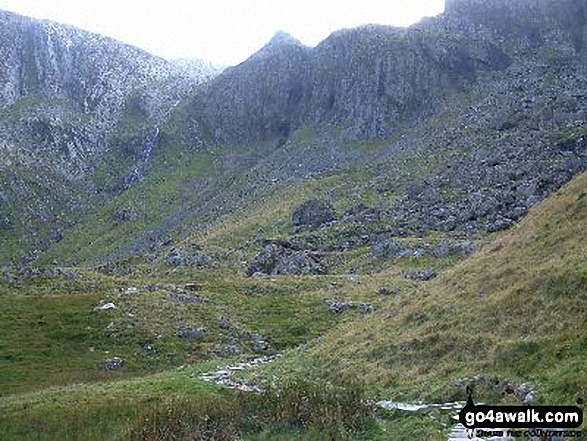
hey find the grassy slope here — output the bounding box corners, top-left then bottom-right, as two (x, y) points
(302, 171), (587, 405)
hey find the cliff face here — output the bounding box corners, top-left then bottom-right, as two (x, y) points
(194, 24), (512, 145)
(1, 0), (587, 264)
(0, 11), (177, 126)
(192, 0), (586, 147)
(0, 10), (211, 261)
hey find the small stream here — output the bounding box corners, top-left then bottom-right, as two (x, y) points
(200, 357), (511, 440)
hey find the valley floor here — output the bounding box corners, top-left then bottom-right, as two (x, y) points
(2, 172), (587, 440)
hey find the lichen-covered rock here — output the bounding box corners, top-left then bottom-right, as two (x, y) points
(113, 206), (140, 223)
(165, 291), (211, 304)
(404, 269), (437, 281)
(164, 249), (217, 268)
(247, 241), (327, 276)
(177, 328), (206, 340)
(99, 357), (124, 371)
(292, 199), (336, 228)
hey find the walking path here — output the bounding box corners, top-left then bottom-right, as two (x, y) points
(200, 356), (510, 440)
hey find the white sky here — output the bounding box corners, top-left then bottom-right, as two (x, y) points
(0, 1), (445, 66)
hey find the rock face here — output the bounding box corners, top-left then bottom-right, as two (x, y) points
(292, 199), (336, 229)
(1, 0), (587, 265)
(192, 24), (513, 145)
(248, 241), (327, 276)
(0, 9), (213, 263)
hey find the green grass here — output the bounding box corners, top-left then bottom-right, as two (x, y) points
(41, 147), (217, 264)
(0, 362), (220, 441)
(296, 171), (587, 406)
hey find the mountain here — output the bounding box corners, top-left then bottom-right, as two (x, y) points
(28, 0), (585, 268)
(0, 10), (210, 262)
(1, 1), (587, 439)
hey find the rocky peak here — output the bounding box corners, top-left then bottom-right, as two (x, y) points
(267, 31), (302, 48)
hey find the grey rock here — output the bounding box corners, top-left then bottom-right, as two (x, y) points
(378, 286), (396, 296)
(165, 249), (217, 268)
(248, 241), (327, 276)
(166, 291), (211, 304)
(324, 300), (352, 314)
(177, 328), (207, 340)
(99, 357), (124, 371)
(113, 206), (140, 223)
(404, 269), (437, 281)
(292, 199), (336, 229)
(253, 340), (270, 353)
(96, 302), (117, 311)
(0, 214), (11, 229)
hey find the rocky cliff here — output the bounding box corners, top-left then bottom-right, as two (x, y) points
(0, 10), (211, 262)
(1, 0), (587, 265)
(191, 0), (586, 146)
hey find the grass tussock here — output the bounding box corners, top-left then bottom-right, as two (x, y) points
(131, 380), (374, 441)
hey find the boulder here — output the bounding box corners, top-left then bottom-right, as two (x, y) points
(356, 305), (376, 314)
(248, 242), (327, 276)
(96, 302), (117, 311)
(177, 328), (207, 340)
(378, 286), (396, 296)
(119, 287), (141, 296)
(292, 199), (336, 229)
(99, 357), (124, 371)
(113, 206), (140, 223)
(404, 269), (437, 281)
(324, 300), (352, 314)
(0, 214), (11, 229)
(165, 249), (217, 268)
(166, 291), (211, 304)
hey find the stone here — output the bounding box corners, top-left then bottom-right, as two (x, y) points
(119, 287), (140, 296)
(253, 340), (270, 353)
(356, 305), (376, 314)
(99, 357), (124, 371)
(292, 199), (336, 228)
(378, 286), (395, 296)
(404, 269), (437, 281)
(324, 300), (352, 314)
(177, 328), (207, 340)
(165, 249), (217, 268)
(0, 214), (11, 229)
(166, 291), (211, 304)
(248, 242), (327, 276)
(113, 206), (140, 223)
(217, 317), (232, 330)
(96, 302), (117, 310)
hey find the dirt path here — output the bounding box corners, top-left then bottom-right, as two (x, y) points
(201, 360), (510, 440)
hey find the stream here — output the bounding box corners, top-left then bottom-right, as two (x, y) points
(200, 356), (512, 440)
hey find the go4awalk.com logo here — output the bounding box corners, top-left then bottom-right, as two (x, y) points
(458, 390), (583, 439)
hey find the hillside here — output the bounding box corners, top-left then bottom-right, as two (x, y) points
(0, 0), (586, 440)
(305, 169), (587, 405)
(0, 10), (213, 263)
(1, 0), (587, 268)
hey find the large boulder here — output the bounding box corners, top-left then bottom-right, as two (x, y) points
(292, 199), (336, 229)
(165, 249), (217, 268)
(248, 241), (327, 276)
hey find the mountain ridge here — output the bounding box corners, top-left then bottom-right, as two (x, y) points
(1, 0), (587, 266)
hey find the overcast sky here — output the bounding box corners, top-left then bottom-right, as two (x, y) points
(0, 1), (445, 66)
